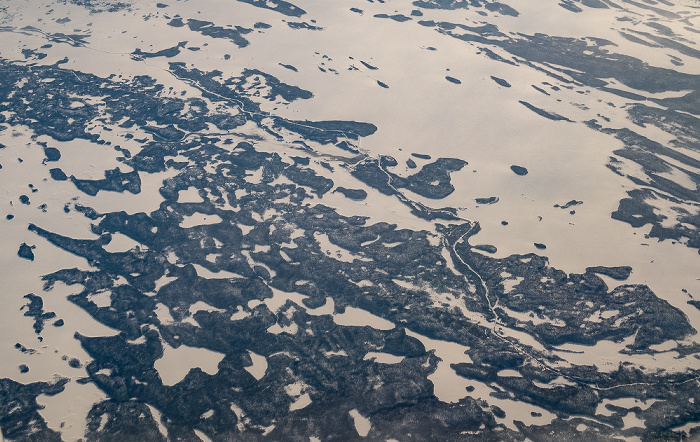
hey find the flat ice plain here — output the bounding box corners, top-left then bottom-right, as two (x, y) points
(0, 0), (699, 440)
